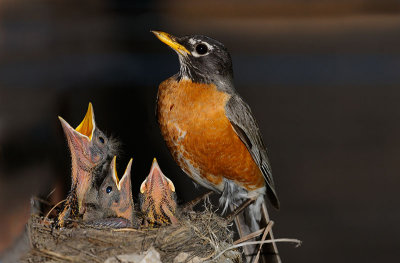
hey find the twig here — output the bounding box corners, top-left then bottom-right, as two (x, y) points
(42, 199), (66, 224)
(261, 201), (281, 262)
(209, 238), (302, 262)
(225, 198), (255, 223)
(113, 228), (141, 232)
(182, 190), (214, 212)
(233, 225), (270, 245)
(65, 244), (102, 263)
(36, 248), (77, 262)
(32, 196), (52, 206)
(253, 222), (273, 263)
(46, 188), (57, 199)
(27, 214), (34, 249)
(87, 236), (115, 247)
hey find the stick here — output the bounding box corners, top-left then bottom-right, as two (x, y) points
(253, 222), (273, 263)
(225, 198), (255, 223)
(46, 188), (57, 199)
(182, 190), (214, 212)
(32, 196), (52, 206)
(42, 199), (66, 224)
(233, 227), (268, 245)
(210, 238), (302, 262)
(261, 201), (281, 263)
(36, 248), (76, 262)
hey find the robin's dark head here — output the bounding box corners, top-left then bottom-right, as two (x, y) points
(152, 31), (233, 87)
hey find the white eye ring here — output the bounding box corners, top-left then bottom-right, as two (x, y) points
(191, 41), (213, 57)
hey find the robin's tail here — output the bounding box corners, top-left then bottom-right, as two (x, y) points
(234, 196), (281, 263)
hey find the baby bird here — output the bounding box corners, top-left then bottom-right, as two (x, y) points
(139, 158), (178, 226)
(83, 156), (137, 228)
(56, 103), (117, 227)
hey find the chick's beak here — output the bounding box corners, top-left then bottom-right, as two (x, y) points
(141, 158), (175, 194)
(58, 103), (96, 150)
(151, 31), (191, 56)
(119, 158), (133, 191)
(58, 116), (89, 158)
(75, 102), (95, 141)
(110, 156), (119, 189)
(117, 159), (134, 223)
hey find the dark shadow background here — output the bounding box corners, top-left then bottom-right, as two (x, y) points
(1, 0), (400, 262)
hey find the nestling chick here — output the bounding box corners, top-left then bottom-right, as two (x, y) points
(83, 156), (137, 228)
(57, 103), (118, 227)
(139, 158), (178, 226)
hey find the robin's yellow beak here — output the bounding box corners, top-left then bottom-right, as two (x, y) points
(151, 31), (191, 56)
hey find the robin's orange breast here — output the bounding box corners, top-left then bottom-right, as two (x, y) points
(157, 77), (265, 192)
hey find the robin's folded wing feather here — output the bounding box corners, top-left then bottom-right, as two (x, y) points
(225, 95), (280, 209)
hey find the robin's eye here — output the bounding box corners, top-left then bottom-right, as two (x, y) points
(106, 186), (112, 194)
(99, 136), (105, 144)
(196, 44), (208, 55)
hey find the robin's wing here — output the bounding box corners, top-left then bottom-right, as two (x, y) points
(225, 95), (280, 209)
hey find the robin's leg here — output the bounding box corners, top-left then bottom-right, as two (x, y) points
(228, 202), (256, 263)
(235, 200), (281, 263)
(225, 198), (255, 223)
(259, 202), (281, 263)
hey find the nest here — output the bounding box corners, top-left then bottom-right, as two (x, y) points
(21, 207), (242, 263)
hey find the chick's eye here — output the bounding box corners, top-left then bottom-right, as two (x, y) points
(106, 186), (112, 194)
(196, 44), (208, 55)
(99, 136), (105, 144)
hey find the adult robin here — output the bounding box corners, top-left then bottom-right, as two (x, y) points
(152, 31), (280, 261)
(83, 156), (137, 228)
(56, 103), (118, 227)
(139, 158), (178, 226)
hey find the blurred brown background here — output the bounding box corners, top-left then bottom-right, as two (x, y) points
(1, 0), (400, 262)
